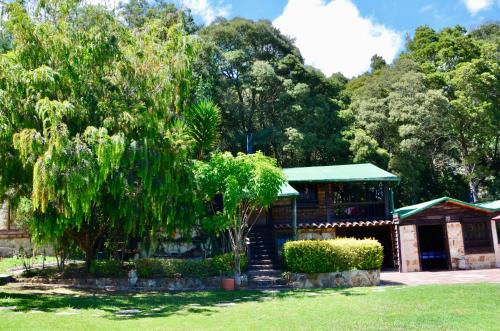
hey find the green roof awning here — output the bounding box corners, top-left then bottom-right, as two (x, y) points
(283, 163), (398, 183)
(476, 200), (500, 211)
(394, 197), (496, 220)
(278, 182), (299, 198)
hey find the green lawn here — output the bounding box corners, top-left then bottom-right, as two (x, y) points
(0, 283), (498, 330)
(0, 256), (58, 274)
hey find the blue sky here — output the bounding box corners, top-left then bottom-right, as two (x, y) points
(178, 0), (499, 77)
(353, 0), (499, 33)
(190, 0), (499, 33)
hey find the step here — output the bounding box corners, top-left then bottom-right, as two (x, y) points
(251, 254), (272, 259)
(250, 252), (271, 257)
(249, 244), (272, 248)
(249, 245), (273, 250)
(247, 265), (276, 271)
(249, 240), (273, 245)
(248, 276), (287, 287)
(247, 284), (290, 290)
(247, 269), (282, 277)
(250, 259), (274, 264)
(249, 248), (271, 253)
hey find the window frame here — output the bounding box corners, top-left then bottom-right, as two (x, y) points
(461, 221), (494, 254)
(295, 183), (319, 207)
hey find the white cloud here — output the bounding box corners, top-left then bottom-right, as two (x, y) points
(462, 0), (494, 15)
(273, 0), (403, 78)
(178, 0), (231, 24)
(419, 4), (436, 13)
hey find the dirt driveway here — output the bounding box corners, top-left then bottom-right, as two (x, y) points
(381, 268), (500, 285)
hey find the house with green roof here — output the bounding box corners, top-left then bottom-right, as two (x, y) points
(250, 163), (400, 270)
(393, 197), (500, 272)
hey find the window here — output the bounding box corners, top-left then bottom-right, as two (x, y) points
(296, 184), (318, 206)
(462, 222), (493, 254)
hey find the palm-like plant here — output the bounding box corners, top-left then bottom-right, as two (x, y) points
(184, 100), (221, 159)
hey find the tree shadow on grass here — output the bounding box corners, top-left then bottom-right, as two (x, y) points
(0, 286), (368, 320)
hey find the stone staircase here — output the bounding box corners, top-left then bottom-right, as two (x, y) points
(247, 227), (288, 289)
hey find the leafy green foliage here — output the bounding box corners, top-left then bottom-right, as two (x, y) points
(344, 24), (499, 203)
(121, 0), (198, 32)
(0, 1), (200, 265)
(283, 238), (384, 273)
(185, 100), (221, 159)
(134, 254), (247, 278)
(89, 260), (125, 278)
(196, 18), (348, 166)
(194, 151), (284, 282)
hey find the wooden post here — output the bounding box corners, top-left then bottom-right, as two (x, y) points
(292, 198), (297, 240)
(325, 183), (333, 222)
(384, 183), (390, 217)
(389, 188), (395, 213)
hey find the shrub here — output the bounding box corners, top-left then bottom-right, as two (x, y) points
(133, 258), (166, 278)
(133, 253), (248, 278)
(89, 260), (125, 277)
(283, 238), (383, 273)
(212, 253), (248, 274)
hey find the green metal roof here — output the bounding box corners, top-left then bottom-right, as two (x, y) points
(476, 200), (500, 211)
(277, 182), (299, 198)
(282, 163), (398, 183)
(394, 197), (496, 220)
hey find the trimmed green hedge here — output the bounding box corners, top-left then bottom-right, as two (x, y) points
(283, 238), (383, 273)
(134, 253), (248, 278)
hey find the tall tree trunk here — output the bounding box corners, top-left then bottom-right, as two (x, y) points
(469, 179), (479, 203)
(233, 232), (242, 289)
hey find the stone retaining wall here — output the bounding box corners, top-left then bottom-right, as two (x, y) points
(16, 276), (224, 291)
(289, 270), (379, 289)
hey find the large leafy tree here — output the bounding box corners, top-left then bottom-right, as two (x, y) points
(0, 1), (199, 265)
(406, 25), (499, 201)
(195, 18), (348, 166)
(120, 0), (198, 32)
(194, 152), (285, 287)
(344, 24), (499, 204)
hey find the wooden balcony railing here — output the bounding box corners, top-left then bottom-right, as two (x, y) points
(271, 201), (388, 224)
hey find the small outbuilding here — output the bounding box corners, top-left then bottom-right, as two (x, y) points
(394, 197), (500, 272)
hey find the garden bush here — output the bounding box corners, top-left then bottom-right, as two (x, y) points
(89, 260), (125, 277)
(134, 253), (248, 278)
(283, 238), (383, 273)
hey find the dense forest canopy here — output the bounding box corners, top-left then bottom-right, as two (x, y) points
(191, 17), (499, 205)
(0, 0), (498, 222)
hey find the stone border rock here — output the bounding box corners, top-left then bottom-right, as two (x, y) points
(14, 272), (250, 291)
(15, 276), (224, 291)
(288, 270), (379, 289)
